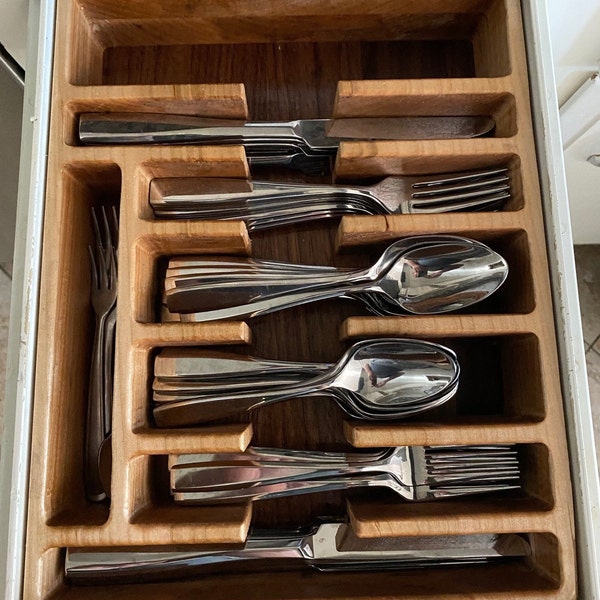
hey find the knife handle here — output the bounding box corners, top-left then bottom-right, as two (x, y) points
(65, 533), (309, 584)
(78, 113), (304, 146)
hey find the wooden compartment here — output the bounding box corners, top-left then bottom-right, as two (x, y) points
(23, 0), (578, 598)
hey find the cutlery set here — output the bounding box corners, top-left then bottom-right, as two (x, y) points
(78, 113), (518, 584)
(169, 444), (521, 504)
(152, 339), (461, 426)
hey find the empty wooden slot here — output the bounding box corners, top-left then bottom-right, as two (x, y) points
(42, 162), (121, 527)
(67, 0), (512, 97)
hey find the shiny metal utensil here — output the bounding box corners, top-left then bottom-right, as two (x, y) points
(65, 521), (530, 584)
(164, 236), (509, 320)
(154, 347), (330, 382)
(164, 234), (487, 320)
(152, 338), (459, 426)
(170, 444), (520, 503)
(78, 114), (495, 174)
(79, 114), (496, 147)
(150, 167), (510, 228)
(153, 348), (331, 396)
(85, 207), (118, 502)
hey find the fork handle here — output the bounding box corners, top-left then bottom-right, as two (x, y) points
(170, 448), (406, 491)
(172, 463), (383, 491)
(173, 473), (395, 504)
(154, 181), (376, 208)
(85, 313), (108, 502)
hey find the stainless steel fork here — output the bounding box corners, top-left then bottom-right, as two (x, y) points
(170, 444), (521, 504)
(150, 167), (510, 229)
(85, 207), (117, 502)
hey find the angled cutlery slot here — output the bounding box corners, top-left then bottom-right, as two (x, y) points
(126, 454), (252, 537)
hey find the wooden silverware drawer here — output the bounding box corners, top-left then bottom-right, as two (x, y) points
(22, 0), (579, 597)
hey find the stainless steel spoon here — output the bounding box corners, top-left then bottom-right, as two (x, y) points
(164, 237), (508, 320)
(152, 338), (459, 427)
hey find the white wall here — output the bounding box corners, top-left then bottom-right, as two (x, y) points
(547, 0), (600, 244)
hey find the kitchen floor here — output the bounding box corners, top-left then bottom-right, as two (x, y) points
(574, 245), (600, 465)
(0, 249), (600, 456)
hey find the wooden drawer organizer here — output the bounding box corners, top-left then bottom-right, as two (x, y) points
(25, 0), (577, 597)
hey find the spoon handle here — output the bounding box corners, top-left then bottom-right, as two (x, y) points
(153, 378), (332, 427)
(165, 267), (368, 314)
(174, 282), (370, 322)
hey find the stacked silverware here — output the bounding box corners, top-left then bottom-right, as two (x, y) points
(85, 206), (118, 502)
(149, 167), (509, 228)
(162, 235), (509, 322)
(78, 113), (496, 175)
(65, 520), (531, 584)
(152, 338), (460, 426)
(76, 114), (522, 583)
(169, 444), (521, 504)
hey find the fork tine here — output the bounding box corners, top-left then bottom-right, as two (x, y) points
(413, 192), (511, 213)
(423, 445), (520, 490)
(109, 246), (118, 289)
(410, 167), (509, 190)
(91, 208), (102, 249)
(88, 246), (99, 290)
(96, 245), (110, 289)
(432, 484), (521, 498)
(411, 183), (510, 206)
(412, 176), (510, 201)
(99, 206), (112, 250)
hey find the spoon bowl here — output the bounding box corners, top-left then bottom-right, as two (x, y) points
(373, 241), (509, 314)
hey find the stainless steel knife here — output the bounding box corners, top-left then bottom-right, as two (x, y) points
(65, 521), (530, 584)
